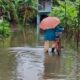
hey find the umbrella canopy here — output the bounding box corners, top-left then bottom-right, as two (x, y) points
(40, 17), (60, 30)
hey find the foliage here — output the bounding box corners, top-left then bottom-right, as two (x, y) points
(49, 0), (78, 27)
(50, 0), (80, 49)
(0, 0), (37, 25)
(0, 20), (10, 37)
(17, 0), (37, 25)
(0, 0), (38, 38)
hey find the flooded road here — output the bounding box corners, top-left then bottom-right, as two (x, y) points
(0, 27), (80, 80)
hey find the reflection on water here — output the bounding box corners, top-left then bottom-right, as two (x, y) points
(10, 47), (44, 80)
(0, 26), (37, 47)
(0, 26), (80, 80)
(0, 48), (16, 80)
(10, 31), (26, 47)
(44, 54), (61, 79)
(10, 27), (37, 47)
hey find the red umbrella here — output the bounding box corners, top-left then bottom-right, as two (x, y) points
(40, 17), (60, 30)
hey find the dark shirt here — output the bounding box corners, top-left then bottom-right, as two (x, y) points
(43, 25), (64, 41)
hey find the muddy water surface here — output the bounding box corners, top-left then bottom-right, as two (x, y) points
(0, 27), (80, 80)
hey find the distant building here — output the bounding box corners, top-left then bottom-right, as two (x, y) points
(38, 0), (52, 13)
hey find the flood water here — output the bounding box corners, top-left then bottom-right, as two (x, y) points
(0, 27), (80, 80)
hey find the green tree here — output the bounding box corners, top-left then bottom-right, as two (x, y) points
(49, 0), (80, 49)
(0, 0), (37, 26)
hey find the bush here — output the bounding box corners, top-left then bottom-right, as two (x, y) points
(0, 20), (10, 38)
(49, 0), (78, 27)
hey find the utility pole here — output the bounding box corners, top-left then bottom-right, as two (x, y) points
(36, 0), (40, 44)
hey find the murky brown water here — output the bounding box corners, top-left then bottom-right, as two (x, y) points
(0, 27), (80, 80)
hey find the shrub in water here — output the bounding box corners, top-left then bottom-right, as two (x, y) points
(0, 20), (10, 38)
